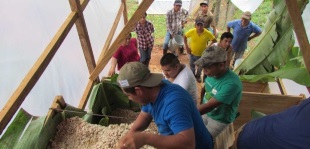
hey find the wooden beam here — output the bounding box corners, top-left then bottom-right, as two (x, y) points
(122, 0), (129, 24)
(101, 3), (124, 57)
(80, 0), (89, 10)
(44, 96), (65, 125)
(89, 0), (154, 80)
(234, 91), (304, 129)
(285, 0), (310, 76)
(276, 78), (287, 95)
(78, 2), (124, 109)
(69, 0), (96, 73)
(0, 12), (78, 135)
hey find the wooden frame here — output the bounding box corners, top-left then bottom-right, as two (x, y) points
(0, 0), (154, 135)
(286, 0), (310, 76)
(89, 0), (154, 81)
(234, 92), (304, 129)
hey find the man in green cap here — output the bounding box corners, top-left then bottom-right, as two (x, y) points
(117, 62), (213, 149)
(194, 47), (242, 139)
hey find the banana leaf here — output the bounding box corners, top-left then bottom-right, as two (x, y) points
(239, 47), (310, 86)
(234, 0), (309, 86)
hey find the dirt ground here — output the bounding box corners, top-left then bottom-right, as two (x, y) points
(149, 45), (204, 104)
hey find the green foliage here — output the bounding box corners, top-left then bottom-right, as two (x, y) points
(235, 0), (310, 86)
(251, 110), (266, 120)
(0, 109), (32, 148)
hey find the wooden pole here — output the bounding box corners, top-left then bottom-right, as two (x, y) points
(78, 3), (125, 109)
(122, 0), (129, 24)
(0, 12), (77, 135)
(285, 0), (310, 76)
(0, 0), (90, 135)
(69, 0), (96, 74)
(89, 0), (154, 81)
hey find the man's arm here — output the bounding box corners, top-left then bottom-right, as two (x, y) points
(198, 97), (222, 115)
(119, 127), (195, 149)
(227, 26), (231, 32)
(248, 32), (262, 41)
(108, 57), (117, 76)
(200, 86), (205, 105)
(166, 11), (174, 36)
(226, 46), (233, 68)
(212, 25), (217, 37)
(128, 111), (152, 133)
(183, 35), (191, 54)
(208, 38), (217, 47)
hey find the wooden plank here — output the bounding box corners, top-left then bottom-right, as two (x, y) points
(285, 0), (310, 76)
(44, 96), (65, 125)
(0, 12), (78, 135)
(242, 81), (268, 93)
(276, 78), (287, 95)
(89, 0), (154, 80)
(234, 92), (304, 129)
(78, 2), (124, 109)
(101, 3), (124, 57)
(122, 0), (128, 24)
(69, 0), (96, 73)
(80, 0), (89, 10)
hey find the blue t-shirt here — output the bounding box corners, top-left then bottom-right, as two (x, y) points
(227, 19), (261, 52)
(142, 80), (213, 149)
(237, 98), (310, 149)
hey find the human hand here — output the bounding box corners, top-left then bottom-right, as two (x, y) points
(185, 47), (191, 54)
(108, 68), (115, 77)
(118, 132), (146, 149)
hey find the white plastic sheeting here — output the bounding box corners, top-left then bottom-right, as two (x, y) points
(0, 0), (124, 116)
(231, 0), (264, 13)
(138, 0), (191, 14)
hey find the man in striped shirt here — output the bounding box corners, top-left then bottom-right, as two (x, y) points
(134, 12), (154, 68)
(163, 0), (188, 55)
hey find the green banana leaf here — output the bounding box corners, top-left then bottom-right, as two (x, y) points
(239, 46), (310, 86)
(234, 0), (310, 86)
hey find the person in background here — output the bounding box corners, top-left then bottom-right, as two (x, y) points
(227, 11), (262, 66)
(160, 53), (198, 105)
(212, 32), (234, 68)
(196, 0), (217, 38)
(117, 62), (213, 149)
(134, 12), (154, 68)
(163, 0), (188, 55)
(108, 33), (139, 76)
(194, 47), (242, 139)
(184, 18), (216, 83)
(234, 97), (310, 149)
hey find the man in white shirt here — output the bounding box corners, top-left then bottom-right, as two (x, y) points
(160, 53), (198, 104)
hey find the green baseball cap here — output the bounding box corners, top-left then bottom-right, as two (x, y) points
(117, 62), (163, 88)
(194, 46), (227, 68)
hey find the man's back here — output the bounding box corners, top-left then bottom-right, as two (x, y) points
(238, 98), (310, 149)
(142, 81), (213, 149)
(173, 65), (198, 103)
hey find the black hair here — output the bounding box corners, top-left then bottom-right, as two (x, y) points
(144, 12), (147, 17)
(160, 53), (180, 67)
(220, 32), (233, 41)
